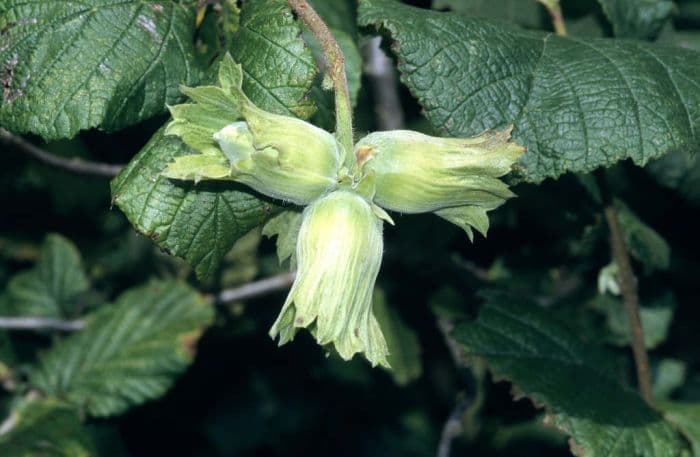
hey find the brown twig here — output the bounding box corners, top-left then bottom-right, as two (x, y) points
(287, 0), (354, 159)
(596, 172), (654, 406)
(537, 0), (567, 36)
(363, 36), (405, 131)
(1, 128), (124, 177)
(0, 272), (296, 332)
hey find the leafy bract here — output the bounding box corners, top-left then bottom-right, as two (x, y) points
(597, 0), (674, 39)
(4, 234), (88, 318)
(359, 0), (700, 183)
(453, 291), (684, 457)
(0, 398), (95, 457)
(112, 0), (317, 278)
(0, 0), (204, 140)
(31, 280), (213, 417)
(615, 200), (670, 271)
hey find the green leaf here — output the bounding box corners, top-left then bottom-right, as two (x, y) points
(593, 293), (675, 349)
(111, 127), (271, 279)
(262, 209), (303, 267)
(597, 0), (674, 39)
(432, 0), (546, 29)
(453, 290), (684, 457)
(113, 0), (317, 278)
(5, 234), (88, 318)
(616, 200), (671, 271)
(31, 280), (213, 417)
(230, 0), (318, 118)
(653, 359), (686, 401)
(358, 0), (700, 183)
(373, 289), (422, 386)
(661, 402), (700, 456)
(0, 398), (96, 457)
(0, 1), (204, 140)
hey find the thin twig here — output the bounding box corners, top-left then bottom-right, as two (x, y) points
(0, 272), (296, 332)
(0, 317), (85, 331)
(603, 205), (654, 405)
(1, 128), (124, 177)
(596, 172), (654, 406)
(211, 271), (296, 305)
(437, 395), (471, 457)
(363, 36), (405, 131)
(287, 0), (354, 160)
(537, 0), (567, 36)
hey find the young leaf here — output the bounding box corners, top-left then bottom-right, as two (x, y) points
(0, 398), (96, 456)
(615, 200), (671, 271)
(597, 0), (674, 40)
(373, 290), (422, 386)
(453, 290), (684, 457)
(0, 1), (204, 140)
(358, 0), (700, 183)
(4, 234), (88, 318)
(31, 280), (213, 418)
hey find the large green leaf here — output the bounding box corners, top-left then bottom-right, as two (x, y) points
(111, 128), (270, 279)
(597, 0), (674, 39)
(112, 0), (317, 278)
(0, 0), (204, 140)
(453, 291), (684, 457)
(4, 234), (88, 318)
(31, 280), (213, 417)
(0, 398), (95, 457)
(358, 0), (700, 183)
(230, 0), (317, 118)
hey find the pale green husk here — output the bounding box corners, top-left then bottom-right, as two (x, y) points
(269, 190), (389, 367)
(162, 53), (342, 205)
(354, 128), (524, 240)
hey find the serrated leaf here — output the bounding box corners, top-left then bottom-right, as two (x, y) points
(261, 210), (303, 267)
(373, 290), (422, 386)
(113, 0), (317, 278)
(4, 234), (88, 318)
(111, 127), (271, 279)
(432, 0), (546, 29)
(661, 402), (700, 456)
(230, 0), (318, 118)
(0, 398), (96, 457)
(616, 200), (671, 271)
(453, 290), (684, 457)
(31, 280), (213, 418)
(358, 0), (700, 183)
(597, 0), (674, 39)
(0, 1), (204, 140)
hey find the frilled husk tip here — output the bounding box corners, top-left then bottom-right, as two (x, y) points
(268, 190), (389, 367)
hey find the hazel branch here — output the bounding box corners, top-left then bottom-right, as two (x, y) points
(287, 0), (354, 160)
